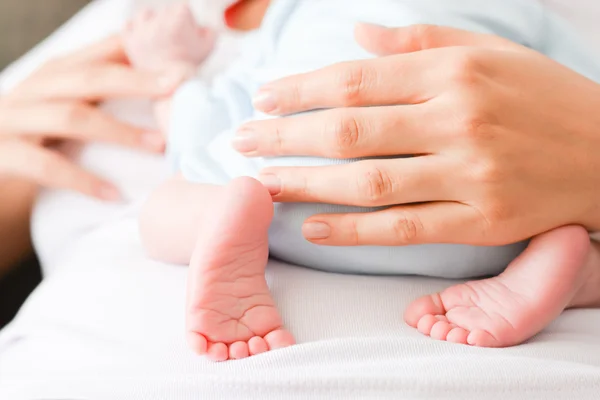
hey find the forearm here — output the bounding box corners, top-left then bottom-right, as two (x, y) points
(0, 177), (37, 278)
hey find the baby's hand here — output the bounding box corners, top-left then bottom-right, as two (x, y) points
(124, 3), (216, 71)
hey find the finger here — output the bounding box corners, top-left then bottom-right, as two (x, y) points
(65, 34), (130, 65)
(355, 23), (523, 56)
(253, 50), (445, 115)
(235, 104), (441, 158)
(23, 64), (190, 101)
(258, 156), (453, 207)
(0, 140), (121, 201)
(301, 202), (484, 246)
(1, 102), (164, 152)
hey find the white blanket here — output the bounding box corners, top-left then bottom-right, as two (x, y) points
(1, 1), (600, 399)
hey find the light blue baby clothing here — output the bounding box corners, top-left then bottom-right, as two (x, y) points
(168, 0), (600, 278)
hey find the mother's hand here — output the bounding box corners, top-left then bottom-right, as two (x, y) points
(0, 35), (185, 200)
(235, 24), (600, 246)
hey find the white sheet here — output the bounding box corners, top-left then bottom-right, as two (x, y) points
(1, 1), (600, 399)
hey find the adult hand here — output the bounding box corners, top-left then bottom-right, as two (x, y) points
(234, 24), (600, 246)
(0, 35), (185, 200)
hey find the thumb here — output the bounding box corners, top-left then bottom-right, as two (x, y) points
(355, 23), (522, 56)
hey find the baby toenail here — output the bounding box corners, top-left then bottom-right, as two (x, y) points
(259, 174), (281, 195)
(232, 129), (258, 153)
(303, 222), (331, 240)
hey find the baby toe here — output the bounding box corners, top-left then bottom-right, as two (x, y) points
(404, 293), (446, 327)
(430, 320), (453, 341)
(248, 336), (269, 356)
(416, 314), (439, 336)
(446, 327), (470, 344)
(264, 329), (296, 350)
(207, 342), (229, 362)
(467, 330), (500, 348)
(229, 341), (250, 360)
(186, 332), (208, 355)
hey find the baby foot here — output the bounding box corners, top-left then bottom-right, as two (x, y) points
(405, 225), (600, 347)
(123, 3), (216, 71)
(186, 177), (295, 361)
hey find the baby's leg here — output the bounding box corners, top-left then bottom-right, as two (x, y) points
(139, 176), (224, 263)
(140, 177), (295, 361)
(405, 226), (600, 347)
(123, 3), (216, 131)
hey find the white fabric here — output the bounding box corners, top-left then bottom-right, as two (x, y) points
(1, 0), (600, 399)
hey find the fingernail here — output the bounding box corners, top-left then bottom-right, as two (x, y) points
(232, 129), (258, 153)
(142, 132), (165, 150)
(258, 174), (281, 196)
(303, 222), (331, 240)
(99, 185), (122, 202)
(253, 88), (277, 114)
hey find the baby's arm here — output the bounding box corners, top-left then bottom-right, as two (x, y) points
(123, 4), (217, 132)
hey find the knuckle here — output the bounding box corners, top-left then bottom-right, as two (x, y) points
(348, 218), (361, 245)
(475, 201), (515, 237)
(330, 110), (361, 157)
(457, 110), (493, 139)
(289, 81), (303, 111)
(357, 165), (394, 205)
(448, 50), (485, 86)
(485, 202), (508, 224)
(406, 24), (437, 49)
(337, 62), (369, 106)
(486, 202), (517, 226)
(450, 98), (496, 140)
(468, 158), (505, 185)
(390, 211), (421, 244)
(272, 124), (285, 154)
(60, 103), (89, 126)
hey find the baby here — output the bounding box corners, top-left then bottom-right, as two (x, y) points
(124, 0), (600, 361)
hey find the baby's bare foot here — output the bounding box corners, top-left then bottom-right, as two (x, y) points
(186, 177), (295, 361)
(405, 225), (600, 347)
(123, 3), (216, 71)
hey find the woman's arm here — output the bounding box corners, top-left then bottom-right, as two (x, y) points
(0, 177), (37, 279)
(0, 33), (188, 274)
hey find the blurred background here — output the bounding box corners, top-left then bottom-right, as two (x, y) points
(0, 0), (91, 328)
(0, 0), (91, 69)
